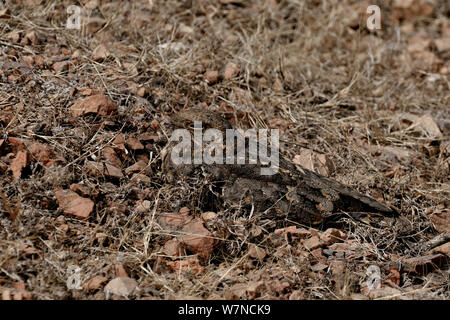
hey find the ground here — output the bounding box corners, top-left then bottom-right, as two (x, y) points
(0, 0), (449, 300)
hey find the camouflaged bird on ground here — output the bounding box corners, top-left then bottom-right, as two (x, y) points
(162, 107), (397, 226)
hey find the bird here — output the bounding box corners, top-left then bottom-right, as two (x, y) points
(162, 106), (397, 226)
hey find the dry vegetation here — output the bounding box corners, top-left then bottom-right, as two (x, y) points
(0, 0), (449, 300)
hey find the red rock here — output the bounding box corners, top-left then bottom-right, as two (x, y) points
(125, 160), (148, 175)
(311, 248), (324, 260)
(367, 287), (402, 300)
(402, 254), (447, 275)
(223, 62), (238, 80)
(431, 242), (450, 257)
(302, 236), (323, 251)
(104, 277), (138, 298)
(84, 161), (124, 179)
(138, 132), (159, 142)
(55, 189), (94, 219)
(24, 30), (39, 45)
(8, 137), (26, 152)
(248, 244), (267, 260)
(6, 31), (20, 43)
(28, 142), (55, 167)
(268, 280), (291, 295)
(201, 211), (217, 222)
(150, 120), (160, 130)
(92, 44), (110, 61)
(385, 268), (401, 287)
(126, 136), (144, 150)
(10, 151), (28, 179)
(114, 263), (128, 278)
(130, 173), (151, 184)
(393, 0), (435, 19)
(84, 17), (106, 34)
(289, 228), (311, 240)
(0, 8), (10, 19)
(224, 283), (248, 300)
(134, 200), (151, 213)
(136, 87), (147, 97)
(101, 146), (122, 167)
(72, 50), (81, 59)
(83, 276), (108, 291)
(52, 61), (69, 72)
(320, 228), (346, 246)
(224, 281), (265, 300)
(112, 134), (126, 151)
(180, 220), (215, 259)
(205, 70), (219, 84)
(289, 290), (304, 300)
(434, 38), (450, 53)
(165, 256), (205, 275)
(23, 56), (34, 67)
(162, 238), (185, 258)
(33, 55), (45, 68)
(69, 94), (117, 117)
(95, 232), (106, 245)
(329, 259), (346, 288)
(79, 88), (105, 96)
(61, 48), (71, 56)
